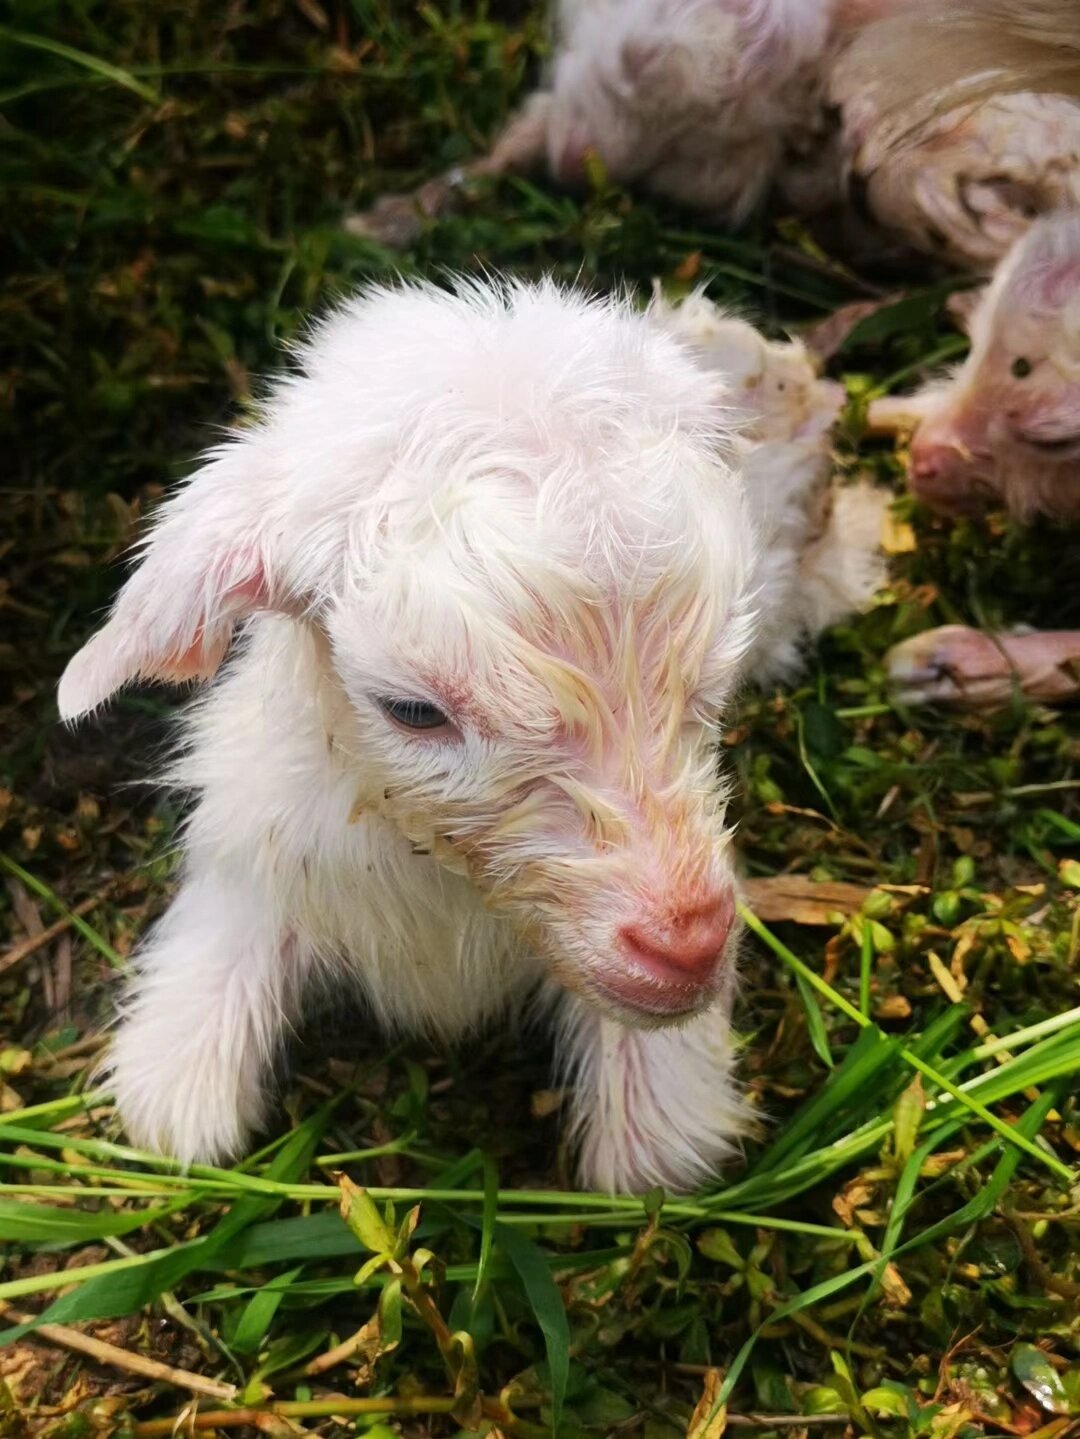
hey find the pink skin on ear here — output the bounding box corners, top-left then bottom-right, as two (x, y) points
(58, 556), (284, 721)
(154, 570), (274, 682)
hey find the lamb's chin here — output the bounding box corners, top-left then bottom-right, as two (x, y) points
(583, 970), (716, 1028)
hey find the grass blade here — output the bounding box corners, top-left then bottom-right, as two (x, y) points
(795, 971), (835, 1069)
(231, 1266), (303, 1355)
(493, 1221), (570, 1434)
(739, 904), (1075, 1184)
(0, 855), (122, 968)
(472, 1152), (499, 1307)
(0, 25), (160, 103)
(0, 1104), (332, 1344)
(0, 1198), (182, 1245)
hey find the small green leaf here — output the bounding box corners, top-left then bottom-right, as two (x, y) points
(893, 1074), (926, 1163)
(802, 1386), (845, 1415)
(932, 891), (962, 926)
(642, 1186), (666, 1218)
(1012, 1343), (1071, 1414)
(231, 1266), (302, 1356)
(951, 856), (976, 888)
(868, 920), (895, 953)
(251, 1327), (329, 1383)
(337, 1174), (395, 1256)
(862, 1387), (912, 1418)
(0, 24), (160, 102)
(861, 889), (893, 920)
(379, 1276), (403, 1350)
(697, 1228), (744, 1270)
(354, 1253), (391, 1286)
(1059, 1367), (1080, 1415)
(0, 1199), (179, 1245)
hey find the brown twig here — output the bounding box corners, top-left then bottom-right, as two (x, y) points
(131, 1395), (550, 1437)
(726, 1417), (848, 1429)
(0, 896), (104, 978)
(300, 1321), (378, 1378)
(0, 1302), (236, 1402)
(131, 1397), (457, 1435)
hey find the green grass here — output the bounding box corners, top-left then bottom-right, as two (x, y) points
(2, 3), (1080, 1436)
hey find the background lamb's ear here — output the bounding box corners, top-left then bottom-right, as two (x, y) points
(649, 291), (765, 388)
(58, 439), (294, 722)
(1009, 213), (1080, 309)
(944, 285), (986, 337)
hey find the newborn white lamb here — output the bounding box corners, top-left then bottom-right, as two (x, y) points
(350, 0), (851, 246)
(59, 278), (878, 1194)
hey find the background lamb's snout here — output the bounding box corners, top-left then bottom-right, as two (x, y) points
(619, 890), (734, 985)
(909, 441), (960, 490)
(908, 436), (989, 515)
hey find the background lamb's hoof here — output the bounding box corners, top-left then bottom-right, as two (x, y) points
(889, 626), (1080, 709)
(887, 625), (1018, 709)
(344, 174), (459, 249)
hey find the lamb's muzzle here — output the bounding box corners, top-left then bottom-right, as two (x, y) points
(57, 276), (874, 1195)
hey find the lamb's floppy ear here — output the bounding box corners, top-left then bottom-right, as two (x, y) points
(1009, 213), (1080, 309)
(58, 439), (293, 722)
(944, 285), (986, 337)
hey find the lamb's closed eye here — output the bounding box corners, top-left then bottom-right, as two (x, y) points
(375, 696), (453, 733)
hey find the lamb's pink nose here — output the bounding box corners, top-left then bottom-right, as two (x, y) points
(910, 443), (990, 515)
(910, 443), (954, 485)
(620, 893), (734, 983)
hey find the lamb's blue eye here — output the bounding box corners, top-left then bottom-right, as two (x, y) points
(377, 697), (449, 731)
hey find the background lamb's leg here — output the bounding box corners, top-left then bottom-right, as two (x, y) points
(344, 94), (551, 249)
(888, 626), (1080, 709)
(864, 391), (942, 436)
(557, 993), (752, 1195)
(104, 864), (312, 1165)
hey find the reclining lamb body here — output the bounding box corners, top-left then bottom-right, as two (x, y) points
(537, 0), (847, 222)
(354, 0), (1079, 267)
(830, 0), (1080, 272)
(59, 278), (878, 1194)
(350, 0), (858, 246)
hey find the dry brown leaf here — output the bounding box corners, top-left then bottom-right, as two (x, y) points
(530, 1088), (567, 1119)
(687, 1368), (727, 1439)
(833, 1178), (876, 1227)
(741, 875), (870, 925)
(881, 511), (917, 555)
(874, 994), (912, 1021)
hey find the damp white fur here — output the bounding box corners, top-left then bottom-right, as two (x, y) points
(60, 277), (881, 1194)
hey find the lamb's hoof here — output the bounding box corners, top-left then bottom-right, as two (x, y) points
(887, 625), (1015, 709)
(344, 193), (428, 249)
(344, 173), (462, 250)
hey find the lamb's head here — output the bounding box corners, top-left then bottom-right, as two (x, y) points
(59, 278), (759, 1026)
(909, 213), (1080, 520)
(653, 294), (845, 442)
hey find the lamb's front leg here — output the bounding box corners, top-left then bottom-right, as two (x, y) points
(105, 864), (311, 1166)
(558, 998), (752, 1195)
(888, 626), (1080, 709)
